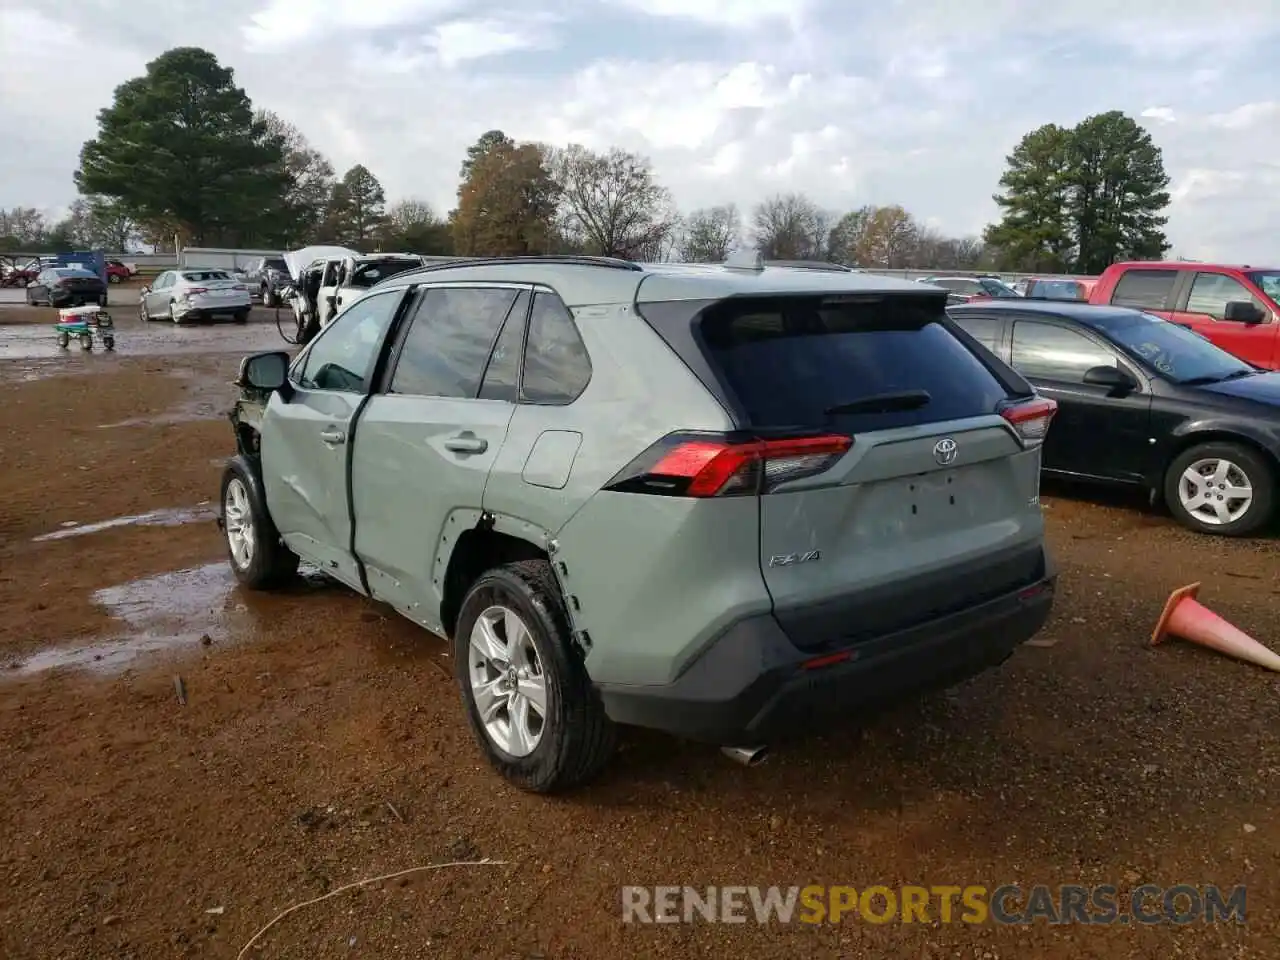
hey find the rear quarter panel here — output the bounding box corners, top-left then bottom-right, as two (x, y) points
(483, 303), (773, 686)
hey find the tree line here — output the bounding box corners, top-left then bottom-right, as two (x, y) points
(0, 46), (1172, 275)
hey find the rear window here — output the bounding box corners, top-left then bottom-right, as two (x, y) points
(182, 270), (230, 282)
(1110, 269), (1177, 309)
(696, 295), (1013, 433)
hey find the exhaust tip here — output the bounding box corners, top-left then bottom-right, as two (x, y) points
(721, 745), (769, 767)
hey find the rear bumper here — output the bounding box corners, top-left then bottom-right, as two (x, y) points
(595, 564), (1056, 745)
(50, 288), (104, 304)
(175, 299), (251, 318)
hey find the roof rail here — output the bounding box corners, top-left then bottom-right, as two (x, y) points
(397, 254), (643, 276)
(763, 259), (854, 272)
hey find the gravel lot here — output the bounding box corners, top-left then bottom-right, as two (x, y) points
(1, 300), (1278, 959)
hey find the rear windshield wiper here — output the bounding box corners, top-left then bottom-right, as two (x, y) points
(824, 390), (931, 416)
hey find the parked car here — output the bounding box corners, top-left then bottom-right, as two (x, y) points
(920, 275), (1022, 304)
(138, 268), (251, 324)
(949, 298), (1280, 536)
(24, 267), (107, 307)
(1087, 261), (1280, 369)
(105, 259), (137, 283)
(316, 253), (426, 327)
(240, 255), (291, 307)
(217, 254), (1058, 792)
(1023, 277), (1097, 301)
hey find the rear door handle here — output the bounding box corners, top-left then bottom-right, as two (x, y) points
(320, 428), (346, 446)
(444, 435), (488, 454)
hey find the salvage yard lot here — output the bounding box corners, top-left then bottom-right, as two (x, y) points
(1, 304), (1278, 959)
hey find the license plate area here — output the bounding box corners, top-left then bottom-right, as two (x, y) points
(866, 465), (1003, 533)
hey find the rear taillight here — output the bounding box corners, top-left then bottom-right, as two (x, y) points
(233, 284), (247, 291)
(187, 287), (208, 295)
(603, 432), (852, 497)
(1001, 397), (1057, 447)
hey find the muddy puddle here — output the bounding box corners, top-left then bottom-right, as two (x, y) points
(33, 505), (216, 542)
(8, 563), (243, 676)
(6, 562), (334, 677)
(0, 318), (286, 360)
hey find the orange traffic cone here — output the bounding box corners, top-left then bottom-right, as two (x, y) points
(1150, 582), (1280, 672)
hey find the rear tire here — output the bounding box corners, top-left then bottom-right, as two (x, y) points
(454, 560), (615, 793)
(1164, 441), (1274, 537)
(220, 458), (300, 589)
(234, 309), (249, 324)
(262, 286), (276, 308)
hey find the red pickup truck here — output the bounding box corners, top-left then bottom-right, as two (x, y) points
(1087, 261), (1280, 368)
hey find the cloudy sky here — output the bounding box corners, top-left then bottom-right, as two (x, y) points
(1, 0), (1277, 261)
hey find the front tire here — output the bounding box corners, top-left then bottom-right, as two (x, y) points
(262, 286), (276, 308)
(220, 458), (300, 589)
(1164, 441), (1275, 537)
(454, 561), (615, 793)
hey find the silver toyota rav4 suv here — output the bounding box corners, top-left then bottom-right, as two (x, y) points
(218, 254), (1058, 793)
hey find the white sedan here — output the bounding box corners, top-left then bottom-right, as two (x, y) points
(138, 269), (252, 324)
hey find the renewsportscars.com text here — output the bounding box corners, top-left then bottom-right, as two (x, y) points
(621, 884), (1247, 925)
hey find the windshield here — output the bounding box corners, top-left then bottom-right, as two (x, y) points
(349, 259), (420, 288)
(980, 278), (1021, 298)
(264, 258), (288, 272)
(1029, 279), (1083, 300)
(1097, 311), (1255, 383)
(53, 268), (93, 278)
(1246, 271), (1280, 304)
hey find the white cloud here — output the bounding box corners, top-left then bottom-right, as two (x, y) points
(430, 17), (559, 67)
(603, 0), (808, 29)
(1, 0), (1278, 264)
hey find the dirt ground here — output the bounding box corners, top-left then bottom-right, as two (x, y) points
(1, 301), (1278, 959)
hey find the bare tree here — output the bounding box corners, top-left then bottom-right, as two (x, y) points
(0, 207), (47, 246)
(548, 145), (680, 259)
(679, 204), (741, 262)
(750, 193), (831, 260)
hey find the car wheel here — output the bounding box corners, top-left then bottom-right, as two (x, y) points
(234, 309), (249, 324)
(220, 459), (300, 589)
(1164, 442), (1275, 537)
(262, 286), (275, 308)
(109, 274), (121, 284)
(454, 560), (616, 793)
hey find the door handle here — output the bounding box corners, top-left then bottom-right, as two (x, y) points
(320, 428), (346, 446)
(444, 435), (488, 454)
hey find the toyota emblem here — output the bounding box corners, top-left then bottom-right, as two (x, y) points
(933, 437), (958, 465)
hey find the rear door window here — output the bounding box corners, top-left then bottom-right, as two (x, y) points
(951, 314), (1003, 353)
(697, 295), (1012, 433)
(1110, 269), (1177, 310)
(1010, 320), (1117, 383)
(388, 286), (520, 398)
